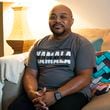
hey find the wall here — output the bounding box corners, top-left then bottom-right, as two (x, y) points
(59, 0), (110, 29)
(3, 0), (110, 55)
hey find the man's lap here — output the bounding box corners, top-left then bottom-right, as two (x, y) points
(50, 93), (88, 110)
(8, 92), (88, 110)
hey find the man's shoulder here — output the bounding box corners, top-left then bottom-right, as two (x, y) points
(70, 32), (90, 43)
(38, 35), (50, 42)
(34, 35), (50, 46)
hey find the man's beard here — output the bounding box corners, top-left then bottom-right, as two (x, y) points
(52, 30), (65, 36)
(50, 27), (66, 36)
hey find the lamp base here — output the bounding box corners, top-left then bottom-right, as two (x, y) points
(6, 39), (36, 54)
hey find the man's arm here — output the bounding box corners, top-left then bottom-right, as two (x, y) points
(23, 67), (39, 100)
(38, 68), (93, 107)
(23, 67), (49, 110)
(58, 68), (93, 97)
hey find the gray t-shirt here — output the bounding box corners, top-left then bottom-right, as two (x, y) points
(27, 32), (96, 98)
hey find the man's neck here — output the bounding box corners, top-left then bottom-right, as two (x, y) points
(52, 32), (72, 40)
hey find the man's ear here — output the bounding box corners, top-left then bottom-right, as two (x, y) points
(71, 18), (74, 26)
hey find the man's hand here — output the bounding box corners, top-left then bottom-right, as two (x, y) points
(32, 89), (56, 109)
(32, 88), (49, 110)
(39, 90), (56, 107)
(33, 98), (49, 110)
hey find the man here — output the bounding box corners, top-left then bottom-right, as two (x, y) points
(8, 4), (96, 110)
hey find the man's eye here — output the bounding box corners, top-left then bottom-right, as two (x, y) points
(49, 16), (56, 20)
(60, 15), (68, 19)
(49, 15), (68, 20)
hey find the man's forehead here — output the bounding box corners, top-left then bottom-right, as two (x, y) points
(50, 5), (72, 16)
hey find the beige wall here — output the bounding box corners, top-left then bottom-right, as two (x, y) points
(59, 0), (110, 29)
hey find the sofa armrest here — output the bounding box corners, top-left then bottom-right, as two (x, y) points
(0, 53), (28, 110)
(2, 76), (23, 110)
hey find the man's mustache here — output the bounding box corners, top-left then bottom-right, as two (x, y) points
(52, 23), (64, 28)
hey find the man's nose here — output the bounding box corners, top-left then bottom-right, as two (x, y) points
(55, 16), (61, 22)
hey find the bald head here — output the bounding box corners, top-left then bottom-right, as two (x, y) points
(50, 4), (73, 18)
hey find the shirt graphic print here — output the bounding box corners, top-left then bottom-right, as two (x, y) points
(36, 49), (71, 67)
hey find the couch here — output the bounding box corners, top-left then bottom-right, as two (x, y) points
(1, 28), (110, 110)
(0, 50), (110, 110)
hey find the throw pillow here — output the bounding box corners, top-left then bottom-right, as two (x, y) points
(90, 51), (110, 96)
(91, 37), (103, 51)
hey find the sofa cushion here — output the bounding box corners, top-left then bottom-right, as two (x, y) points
(2, 80), (23, 110)
(82, 91), (110, 110)
(91, 37), (103, 51)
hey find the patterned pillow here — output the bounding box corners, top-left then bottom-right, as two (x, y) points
(90, 51), (110, 95)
